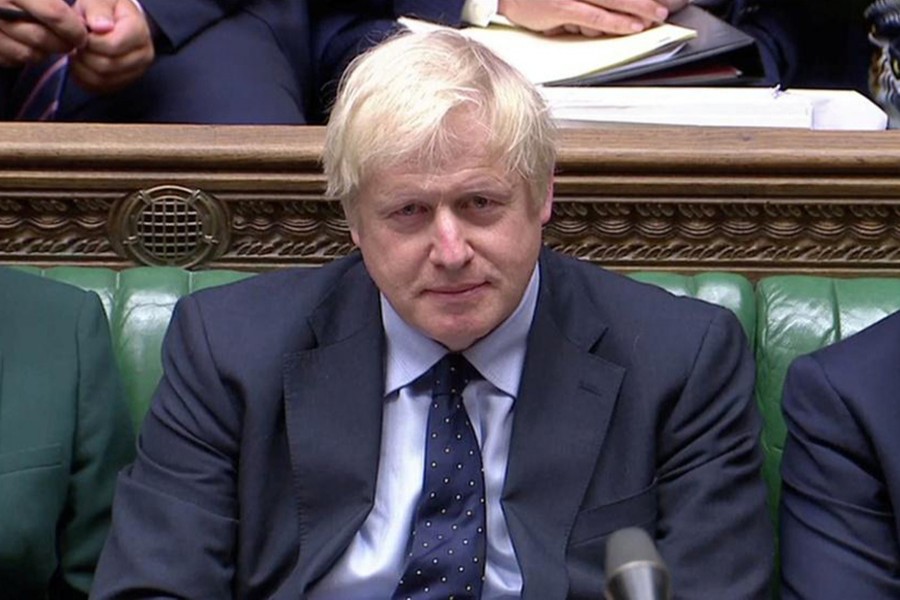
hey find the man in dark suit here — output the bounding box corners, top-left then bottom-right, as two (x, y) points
(92, 30), (771, 599)
(1, 0), (690, 123)
(3, 0), (795, 123)
(0, 0), (148, 119)
(780, 310), (900, 598)
(59, 0), (317, 123)
(0, 0), (356, 123)
(316, 0), (798, 113)
(0, 268), (134, 597)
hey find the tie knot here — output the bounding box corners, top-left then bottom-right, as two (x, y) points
(432, 354), (478, 398)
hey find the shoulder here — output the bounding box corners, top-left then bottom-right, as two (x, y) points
(0, 268), (96, 326)
(797, 310), (900, 401)
(188, 252), (368, 313)
(170, 253), (374, 352)
(539, 249), (745, 370)
(818, 310), (900, 365)
(541, 249), (731, 326)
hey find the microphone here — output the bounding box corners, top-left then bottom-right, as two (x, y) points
(604, 527), (671, 600)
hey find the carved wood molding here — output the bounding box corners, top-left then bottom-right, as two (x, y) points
(544, 199), (900, 276)
(1, 123), (899, 277)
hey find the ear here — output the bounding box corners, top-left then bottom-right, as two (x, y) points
(539, 176), (554, 225)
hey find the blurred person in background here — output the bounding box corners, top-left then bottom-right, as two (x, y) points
(0, 268), (134, 598)
(2, 0), (796, 124)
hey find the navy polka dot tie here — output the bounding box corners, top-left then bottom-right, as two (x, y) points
(393, 353), (486, 600)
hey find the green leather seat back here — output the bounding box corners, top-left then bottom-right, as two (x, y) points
(22, 266), (253, 428)
(629, 272), (757, 345)
(21, 267), (755, 431)
(755, 276), (900, 522)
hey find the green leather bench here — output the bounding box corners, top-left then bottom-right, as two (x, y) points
(19, 264), (900, 594)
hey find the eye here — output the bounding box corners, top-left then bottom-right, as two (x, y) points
(393, 203), (426, 218)
(470, 196), (494, 210)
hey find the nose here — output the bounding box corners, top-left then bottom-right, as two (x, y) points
(429, 208), (473, 270)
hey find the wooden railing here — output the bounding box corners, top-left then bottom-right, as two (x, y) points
(1, 123), (899, 277)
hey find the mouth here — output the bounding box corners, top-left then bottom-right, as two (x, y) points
(425, 282), (487, 297)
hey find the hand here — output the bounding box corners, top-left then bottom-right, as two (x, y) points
(69, 0), (154, 93)
(498, 0), (691, 37)
(0, 0), (87, 67)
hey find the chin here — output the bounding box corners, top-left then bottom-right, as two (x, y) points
(428, 322), (493, 351)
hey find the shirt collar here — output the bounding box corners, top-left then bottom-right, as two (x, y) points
(382, 264), (540, 398)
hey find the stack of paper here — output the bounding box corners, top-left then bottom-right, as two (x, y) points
(540, 87), (888, 130)
(398, 17), (697, 86)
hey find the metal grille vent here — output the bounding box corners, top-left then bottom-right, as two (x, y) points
(110, 185), (229, 267)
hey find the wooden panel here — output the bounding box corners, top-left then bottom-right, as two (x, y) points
(1, 123), (898, 276)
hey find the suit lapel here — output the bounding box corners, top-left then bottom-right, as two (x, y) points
(503, 253), (625, 599)
(281, 265), (386, 593)
(276, 252), (626, 597)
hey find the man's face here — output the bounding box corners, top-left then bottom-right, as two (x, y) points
(350, 121), (552, 351)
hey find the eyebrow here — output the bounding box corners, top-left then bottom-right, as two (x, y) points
(419, 174), (514, 196)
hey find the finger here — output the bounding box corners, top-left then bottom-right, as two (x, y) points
(542, 25), (570, 36)
(558, 22), (604, 37)
(10, 0), (87, 47)
(0, 20), (76, 55)
(72, 40), (151, 75)
(82, 0), (148, 55)
(84, 25), (143, 56)
(68, 51), (145, 92)
(75, 0), (116, 34)
(578, 0), (671, 23)
(578, 25), (605, 37)
(550, 1), (651, 35)
(0, 33), (50, 66)
(548, 23), (607, 37)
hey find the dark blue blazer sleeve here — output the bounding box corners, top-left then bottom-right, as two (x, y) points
(311, 0), (466, 113)
(0, 67), (16, 119)
(92, 296), (243, 598)
(730, 0), (799, 84)
(138, 0), (249, 50)
(780, 316), (900, 598)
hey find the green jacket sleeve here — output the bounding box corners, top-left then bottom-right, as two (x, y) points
(57, 292), (135, 596)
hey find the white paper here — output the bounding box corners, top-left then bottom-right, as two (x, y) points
(398, 17), (697, 85)
(540, 87), (888, 130)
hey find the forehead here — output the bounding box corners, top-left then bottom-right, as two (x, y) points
(374, 108), (502, 172)
(362, 149), (518, 200)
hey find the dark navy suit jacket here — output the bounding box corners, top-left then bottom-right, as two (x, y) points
(1, 0), (797, 121)
(57, 0), (317, 123)
(59, 0), (465, 123)
(58, 0), (465, 123)
(92, 249), (771, 599)
(781, 310), (900, 598)
(698, 0), (798, 84)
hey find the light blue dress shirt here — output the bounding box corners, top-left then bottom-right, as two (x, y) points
(308, 266), (540, 599)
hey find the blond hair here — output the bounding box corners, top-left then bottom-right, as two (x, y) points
(323, 30), (557, 219)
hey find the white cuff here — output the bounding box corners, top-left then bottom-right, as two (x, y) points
(461, 0), (499, 27)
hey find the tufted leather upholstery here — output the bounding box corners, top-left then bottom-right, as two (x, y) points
(19, 265), (900, 594)
(755, 276), (900, 521)
(19, 266), (758, 430)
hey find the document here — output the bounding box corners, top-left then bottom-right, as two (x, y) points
(569, 4), (763, 86)
(398, 17), (697, 85)
(540, 87), (888, 130)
